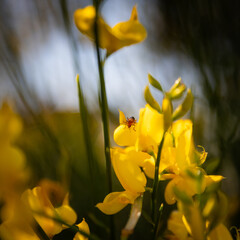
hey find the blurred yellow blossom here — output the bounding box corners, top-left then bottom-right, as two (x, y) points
(74, 5), (147, 55)
(22, 179), (77, 238)
(73, 219), (90, 240)
(0, 103), (27, 197)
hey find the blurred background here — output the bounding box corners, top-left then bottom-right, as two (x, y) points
(0, 0), (239, 239)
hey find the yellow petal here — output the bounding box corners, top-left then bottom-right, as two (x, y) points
(164, 173), (205, 205)
(55, 205), (77, 226)
(142, 157), (155, 179)
(205, 175), (224, 186)
(207, 224), (233, 240)
(136, 104), (164, 154)
(125, 147), (151, 167)
(119, 110), (126, 124)
(114, 124), (137, 146)
(96, 191), (137, 215)
(168, 211), (188, 240)
(74, 6), (95, 36)
(111, 148), (147, 193)
(181, 204), (205, 240)
(74, 219), (90, 240)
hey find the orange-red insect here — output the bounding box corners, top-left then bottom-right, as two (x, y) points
(125, 116), (137, 129)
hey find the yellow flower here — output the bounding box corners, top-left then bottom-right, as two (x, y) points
(158, 120), (218, 204)
(136, 104), (164, 154)
(22, 179), (77, 238)
(113, 110), (137, 146)
(96, 191), (138, 215)
(111, 147), (148, 194)
(97, 146), (152, 215)
(0, 103), (27, 202)
(113, 105), (165, 154)
(73, 219), (90, 240)
(74, 5), (147, 55)
(0, 198), (39, 240)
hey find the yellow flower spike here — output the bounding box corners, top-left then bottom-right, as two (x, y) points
(74, 5), (147, 55)
(113, 111), (137, 146)
(111, 148), (147, 193)
(74, 219), (90, 240)
(136, 104), (164, 154)
(96, 191), (138, 215)
(162, 96), (172, 131)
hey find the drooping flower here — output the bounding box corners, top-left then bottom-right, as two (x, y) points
(74, 5), (147, 55)
(22, 179), (77, 238)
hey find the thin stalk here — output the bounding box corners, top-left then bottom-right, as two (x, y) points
(60, 0), (96, 202)
(151, 132), (165, 222)
(153, 204), (164, 240)
(93, 1), (115, 240)
(76, 75), (95, 201)
(93, 0), (112, 196)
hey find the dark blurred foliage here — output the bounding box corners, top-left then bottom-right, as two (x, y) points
(0, 0), (240, 239)
(156, 0), (240, 226)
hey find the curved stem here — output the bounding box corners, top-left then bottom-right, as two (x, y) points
(151, 132), (165, 222)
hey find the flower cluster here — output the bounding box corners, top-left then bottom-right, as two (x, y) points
(96, 75), (232, 239)
(0, 103), (89, 240)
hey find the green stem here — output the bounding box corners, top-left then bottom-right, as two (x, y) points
(93, 1), (115, 240)
(153, 204), (164, 240)
(151, 132), (165, 222)
(93, 0), (112, 197)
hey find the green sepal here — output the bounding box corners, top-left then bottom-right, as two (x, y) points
(144, 85), (161, 113)
(148, 74), (163, 92)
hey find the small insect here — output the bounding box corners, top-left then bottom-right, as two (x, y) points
(125, 116), (137, 129)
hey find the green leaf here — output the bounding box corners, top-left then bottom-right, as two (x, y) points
(144, 85), (161, 112)
(148, 74), (163, 92)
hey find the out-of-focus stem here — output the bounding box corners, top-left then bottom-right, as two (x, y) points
(93, 1), (114, 240)
(76, 75), (95, 200)
(60, 0), (96, 203)
(93, 0), (112, 196)
(151, 132), (165, 222)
